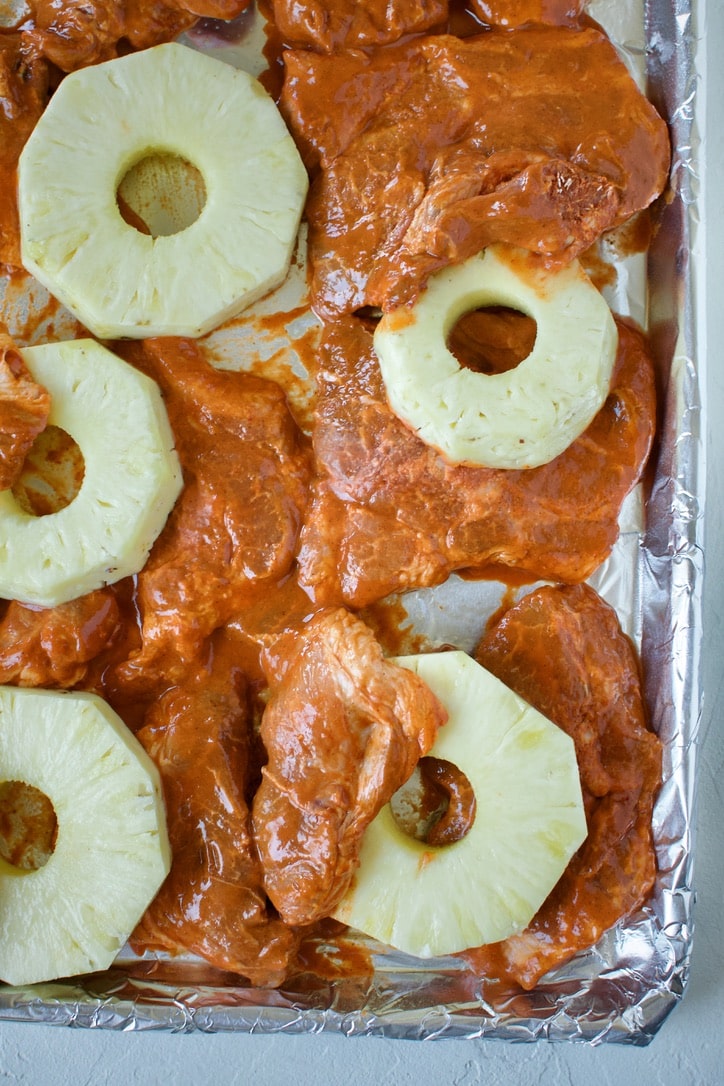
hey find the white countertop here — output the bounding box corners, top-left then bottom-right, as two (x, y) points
(2, 2), (722, 1081)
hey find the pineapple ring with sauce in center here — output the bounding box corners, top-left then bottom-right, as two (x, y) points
(0, 685), (170, 987)
(17, 42), (309, 339)
(373, 245), (618, 470)
(332, 651), (587, 959)
(0, 339), (182, 608)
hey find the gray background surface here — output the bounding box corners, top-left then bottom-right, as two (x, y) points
(1, 1), (722, 1081)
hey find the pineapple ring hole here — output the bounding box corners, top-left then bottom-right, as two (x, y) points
(11, 424), (85, 517)
(447, 305), (538, 375)
(0, 780), (58, 871)
(389, 756), (477, 847)
(117, 152), (207, 238)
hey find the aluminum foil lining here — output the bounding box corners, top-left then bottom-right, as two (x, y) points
(0, 0), (705, 1044)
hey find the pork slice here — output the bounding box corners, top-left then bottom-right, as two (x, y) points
(0, 337), (50, 491)
(270, 0), (448, 52)
(0, 590), (120, 688)
(132, 655), (298, 986)
(0, 36), (48, 266)
(23, 3), (252, 72)
(113, 338), (312, 692)
(297, 314), (656, 607)
(281, 26), (670, 316)
(469, 0), (584, 27)
(252, 607), (447, 925)
(468, 582), (661, 989)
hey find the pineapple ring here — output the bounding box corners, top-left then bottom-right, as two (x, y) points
(0, 686), (170, 987)
(373, 245), (618, 469)
(0, 339), (182, 607)
(18, 42), (309, 339)
(332, 651), (587, 959)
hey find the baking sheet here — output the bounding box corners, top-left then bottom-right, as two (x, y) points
(0, 0), (705, 1043)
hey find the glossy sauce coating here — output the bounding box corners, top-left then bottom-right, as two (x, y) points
(110, 337), (313, 696)
(469, 583), (662, 990)
(266, 0), (586, 59)
(0, 334), (50, 490)
(0, 2), (667, 991)
(0, 313), (661, 988)
(470, 0), (584, 27)
(280, 24), (670, 317)
(417, 757), (477, 848)
(251, 607), (447, 925)
(297, 314), (656, 607)
(130, 642), (298, 985)
(0, 34), (48, 268)
(0, 590), (121, 688)
(269, 0), (448, 52)
(0, 323), (660, 986)
(23, 1), (252, 71)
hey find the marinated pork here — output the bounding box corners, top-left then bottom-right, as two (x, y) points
(270, 0), (447, 52)
(131, 652), (298, 985)
(469, 583), (662, 989)
(0, 0), (671, 995)
(113, 337), (311, 691)
(252, 608), (447, 925)
(0, 336), (50, 491)
(281, 26), (670, 317)
(297, 315), (656, 607)
(23, 1), (252, 71)
(0, 35), (48, 268)
(0, 590), (121, 689)
(469, 0), (583, 26)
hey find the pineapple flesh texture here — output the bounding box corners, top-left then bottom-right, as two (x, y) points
(0, 339), (182, 607)
(373, 245), (617, 469)
(332, 651), (587, 959)
(18, 42), (309, 339)
(0, 686), (171, 987)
